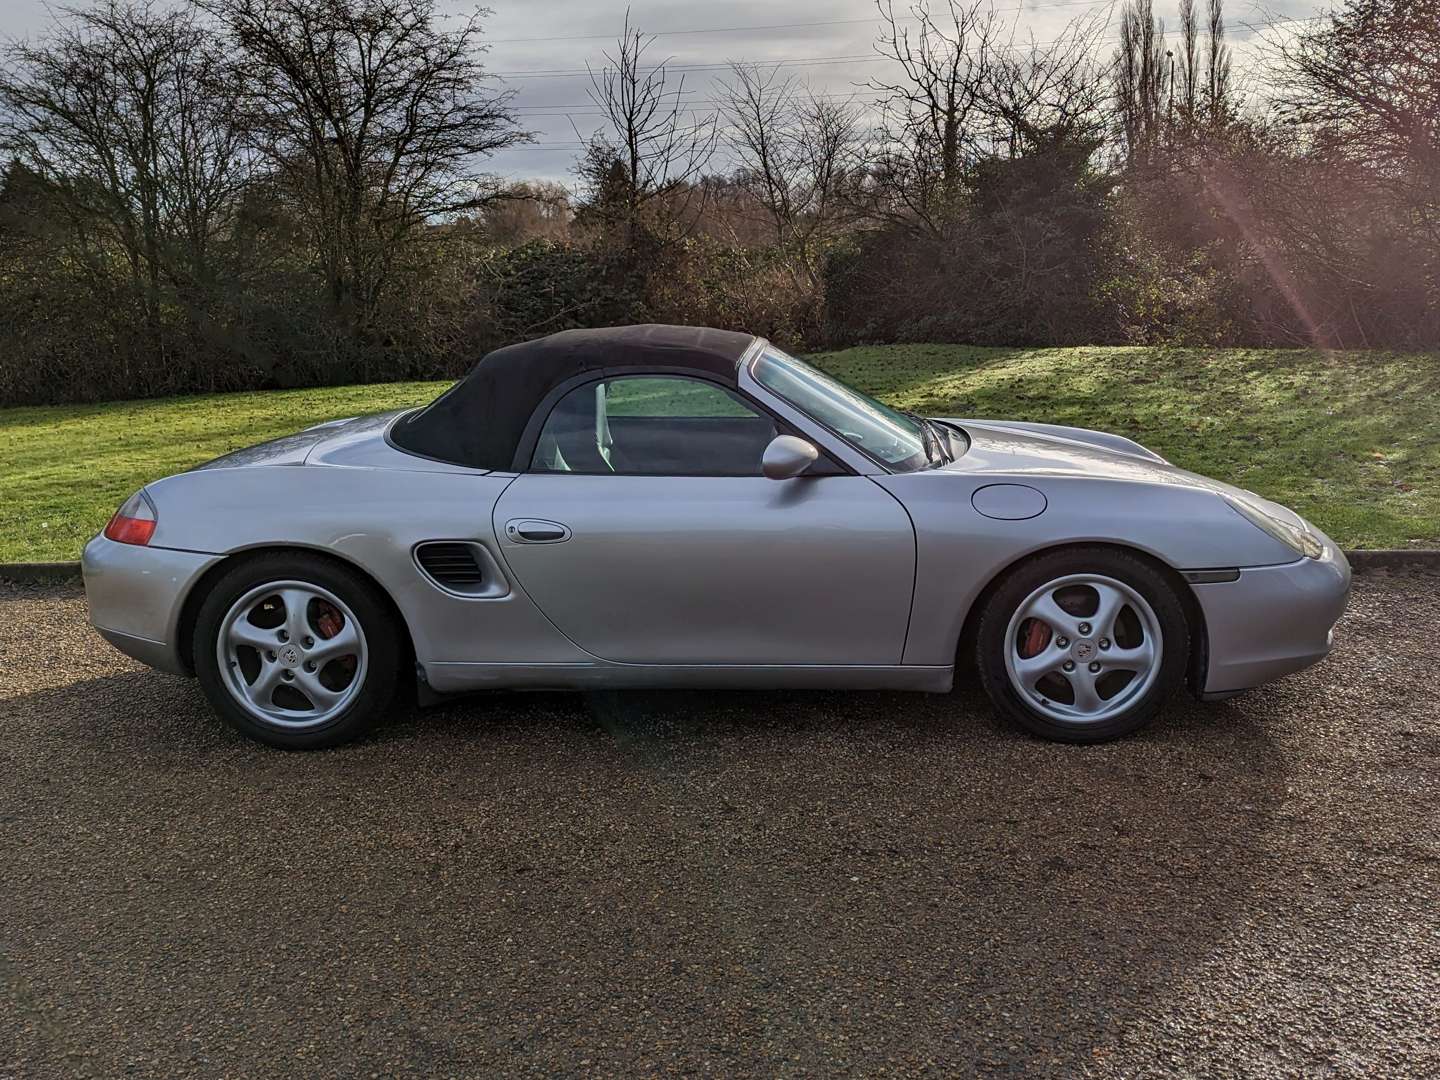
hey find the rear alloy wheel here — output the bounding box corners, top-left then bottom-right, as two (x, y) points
(193, 554), (400, 749)
(976, 548), (1189, 743)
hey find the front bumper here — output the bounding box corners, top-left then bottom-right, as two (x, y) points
(1191, 540), (1351, 695)
(82, 536), (221, 675)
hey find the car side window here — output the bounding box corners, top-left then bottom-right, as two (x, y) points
(531, 376), (779, 476)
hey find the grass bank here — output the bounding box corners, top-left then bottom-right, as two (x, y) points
(2, 346), (1436, 562)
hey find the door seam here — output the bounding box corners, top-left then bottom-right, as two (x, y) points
(489, 473), (613, 663)
(866, 474), (921, 664)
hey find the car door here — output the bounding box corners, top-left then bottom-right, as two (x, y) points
(493, 373), (916, 666)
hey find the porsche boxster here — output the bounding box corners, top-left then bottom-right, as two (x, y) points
(83, 325), (1351, 748)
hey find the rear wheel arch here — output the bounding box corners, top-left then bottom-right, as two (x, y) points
(177, 546), (417, 678)
(955, 542), (1209, 692)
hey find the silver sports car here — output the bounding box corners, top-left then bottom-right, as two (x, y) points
(83, 324), (1351, 749)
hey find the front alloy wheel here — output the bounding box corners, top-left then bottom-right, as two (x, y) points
(977, 548), (1189, 743)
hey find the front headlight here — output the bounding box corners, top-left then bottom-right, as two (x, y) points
(1224, 494), (1324, 559)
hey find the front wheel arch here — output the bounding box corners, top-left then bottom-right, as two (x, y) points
(954, 542), (1209, 696)
(176, 546), (417, 681)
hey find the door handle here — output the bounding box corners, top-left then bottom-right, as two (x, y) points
(505, 518), (572, 544)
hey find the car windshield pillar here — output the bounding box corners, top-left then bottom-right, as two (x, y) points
(749, 347), (930, 472)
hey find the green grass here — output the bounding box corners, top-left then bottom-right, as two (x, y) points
(2, 345), (1438, 562)
(1, 381), (441, 564)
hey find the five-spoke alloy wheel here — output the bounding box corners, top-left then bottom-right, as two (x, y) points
(193, 553), (401, 749)
(976, 547), (1190, 742)
(217, 581), (369, 729)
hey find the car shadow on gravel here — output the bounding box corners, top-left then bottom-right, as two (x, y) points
(4, 665), (1293, 1073)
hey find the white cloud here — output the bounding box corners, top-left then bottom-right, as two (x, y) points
(1, 0), (1327, 183)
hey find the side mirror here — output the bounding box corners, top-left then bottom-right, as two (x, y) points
(762, 435), (820, 480)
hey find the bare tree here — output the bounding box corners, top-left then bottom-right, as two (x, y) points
(1206, 0), (1232, 127)
(720, 63), (861, 288)
(1115, 0), (1235, 160)
(1114, 0), (1168, 164)
(1178, 0), (1201, 127)
(981, 10), (1110, 156)
(1277, 0), (1440, 242)
(867, 0), (999, 235)
(197, 0), (526, 344)
(0, 0), (249, 338)
(576, 12), (717, 244)
(481, 181), (572, 246)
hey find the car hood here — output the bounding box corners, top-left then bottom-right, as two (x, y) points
(948, 419), (1182, 480)
(945, 419), (1307, 526)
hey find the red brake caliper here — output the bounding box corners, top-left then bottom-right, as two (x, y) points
(1019, 618), (1052, 659)
(315, 602), (343, 640)
(313, 601), (355, 675)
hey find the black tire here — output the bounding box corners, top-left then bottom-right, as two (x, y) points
(975, 546), (1190, 744)
(192, 552), (401, 750)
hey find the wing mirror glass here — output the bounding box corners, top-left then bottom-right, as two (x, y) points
(762, 435), (820, 480)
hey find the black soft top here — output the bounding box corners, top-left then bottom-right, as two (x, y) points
(389, 324), (758, 470)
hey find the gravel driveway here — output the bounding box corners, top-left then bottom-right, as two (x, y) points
(2, 573), (1437, 1078)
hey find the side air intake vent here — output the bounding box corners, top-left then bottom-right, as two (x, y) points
(415, 542), (487, 595)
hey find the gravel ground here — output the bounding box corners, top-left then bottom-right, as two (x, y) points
(1, 573), (1437, 1079)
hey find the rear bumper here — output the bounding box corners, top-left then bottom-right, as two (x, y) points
(1192, 543), (1351, 694)
(82, 536), (221, 675)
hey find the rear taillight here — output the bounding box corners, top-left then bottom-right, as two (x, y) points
(104, 490), (157, 546)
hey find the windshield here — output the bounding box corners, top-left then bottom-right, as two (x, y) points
(751, 347), (929, 470)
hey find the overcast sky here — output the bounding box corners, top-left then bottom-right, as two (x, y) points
(1, 0), (1323, 183)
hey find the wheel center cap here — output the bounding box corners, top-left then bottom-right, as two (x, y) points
(1071, 639), (1096, 663)
(278, 643), (302, 668)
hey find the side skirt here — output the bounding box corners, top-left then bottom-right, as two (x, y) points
(418, 661), (954, 701)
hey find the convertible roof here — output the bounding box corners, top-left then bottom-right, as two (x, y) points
(389, 324), (758, 470)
